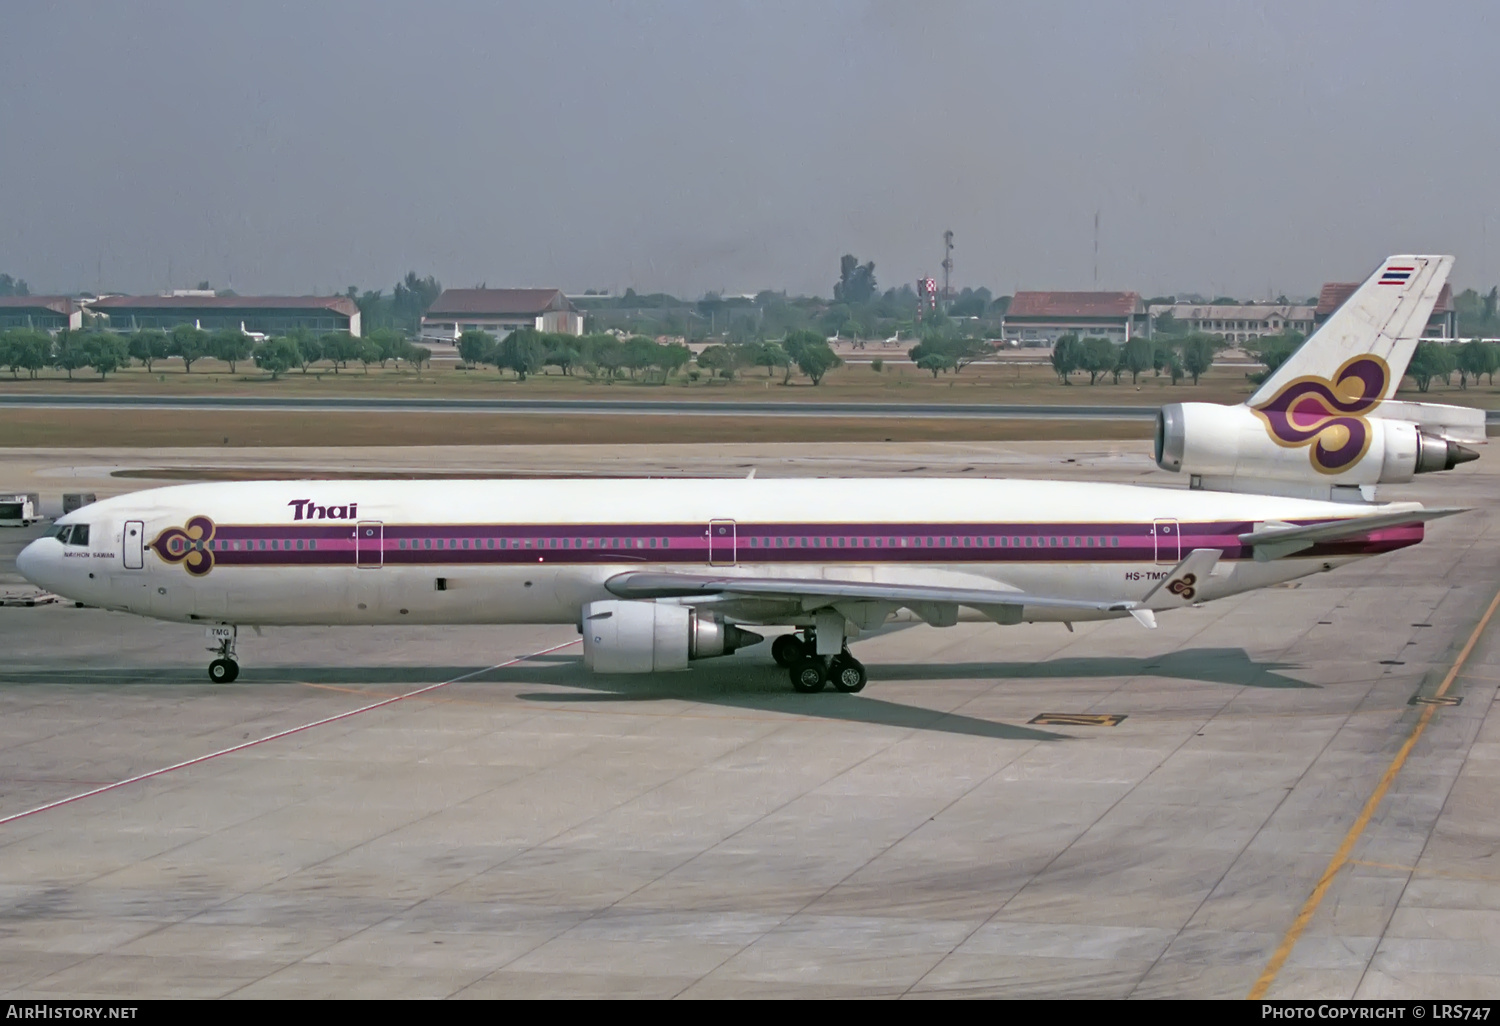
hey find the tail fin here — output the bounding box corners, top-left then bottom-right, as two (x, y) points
(1247, 254), (1453, 407)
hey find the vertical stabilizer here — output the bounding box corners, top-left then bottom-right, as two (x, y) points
(1247, 255), (1453, 407)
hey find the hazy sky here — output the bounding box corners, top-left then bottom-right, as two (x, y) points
(4, 0), (1498, 300)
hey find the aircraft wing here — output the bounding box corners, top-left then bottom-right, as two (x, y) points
(1239, 507), (1468, 562)
(604, 570), (1139, 627)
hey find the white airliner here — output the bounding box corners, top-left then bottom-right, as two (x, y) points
(15, 256), (1483, 692)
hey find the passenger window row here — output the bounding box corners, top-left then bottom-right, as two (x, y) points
(395, 537), (672, 550)
(161, 531), (1128, 556)
(168, 538), (316, 553)
(746, 535), (1122, 549)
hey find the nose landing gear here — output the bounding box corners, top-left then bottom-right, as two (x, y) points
(206, 626), (240, 683)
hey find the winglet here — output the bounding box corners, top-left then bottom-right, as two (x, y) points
(1142, 548), (1224, 610)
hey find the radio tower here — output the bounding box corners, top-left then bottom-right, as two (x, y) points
(941, 230), (954, 311)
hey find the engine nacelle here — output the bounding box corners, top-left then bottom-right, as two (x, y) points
(1155, 402), (1478, 489)
(581, 600), (764, 674)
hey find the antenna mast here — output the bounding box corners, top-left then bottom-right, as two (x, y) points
(941, 230), (954, 311)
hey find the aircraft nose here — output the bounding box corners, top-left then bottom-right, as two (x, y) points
(15, 539), (49, 588)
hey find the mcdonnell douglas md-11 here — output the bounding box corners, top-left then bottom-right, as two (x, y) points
(16, 255), (1483, 691)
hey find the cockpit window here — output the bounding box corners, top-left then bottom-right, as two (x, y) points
(42, 524), (65, 539)
(58, 524), (90, 546)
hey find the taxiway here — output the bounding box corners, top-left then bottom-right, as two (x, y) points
(0, 442), (1496, 998)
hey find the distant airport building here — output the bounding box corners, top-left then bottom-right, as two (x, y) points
(1000, 292), (1147, 345)
(0, 296), (83, 333)
(1147, 302), (1315, 343)
(87, 295), (361, 337)
(1315, 281), (1454, 339)
(420, 288), (583, 341)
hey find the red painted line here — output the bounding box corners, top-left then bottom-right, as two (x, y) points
(0, 638), (581, 828)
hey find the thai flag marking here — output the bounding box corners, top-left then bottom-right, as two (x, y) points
(1379, 266), (1415, 285)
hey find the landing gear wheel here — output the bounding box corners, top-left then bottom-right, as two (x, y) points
(828, 654), (867, 693)
(771, 634), (804, 667)
(790, 656), (828, 693)
(208, 658), (239, 684)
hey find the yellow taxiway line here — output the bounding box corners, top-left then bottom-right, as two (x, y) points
(1248, 584), (1500, 999)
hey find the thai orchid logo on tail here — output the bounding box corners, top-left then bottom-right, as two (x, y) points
(151, 516), (217, 575)
(1250, 355), (1389, 475)
(1166, 573), (1198, 601)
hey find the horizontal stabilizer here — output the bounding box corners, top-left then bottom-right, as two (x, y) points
(1240, 507), (1467, 562)
(1374, 401), (1489, 446)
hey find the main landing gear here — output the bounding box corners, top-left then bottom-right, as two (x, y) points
(772, 630), (867, 694)
(207, 626), (239, 684)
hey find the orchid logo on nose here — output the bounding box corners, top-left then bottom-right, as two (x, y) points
(151, 516), (217, 576)
(1251, 355), (1389, 475)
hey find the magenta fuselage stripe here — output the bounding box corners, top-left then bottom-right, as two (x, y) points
(159, 520), (1426, 569)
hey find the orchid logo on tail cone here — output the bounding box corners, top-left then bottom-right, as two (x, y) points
(1251, 355), (1389, 475)
(151, 516), (217, 575)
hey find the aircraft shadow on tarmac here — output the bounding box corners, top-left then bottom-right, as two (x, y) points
(0, 647), (1309, 744)
(868, 648), (1316, 690)
(503, 660), (1068, 743)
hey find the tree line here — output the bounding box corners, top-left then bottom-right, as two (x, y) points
(0, 323), (848, 386)
(0, 325), (433, 381)
(455, 328), (845, 385)
(1044, 329), (1500, 391)
(1048, 333), (1220, 386)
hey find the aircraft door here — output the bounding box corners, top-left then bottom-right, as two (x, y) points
(355, 521), (383, 569)
(1153, 519), (1180, 565)
(122, 520), (145, 570)
(708, 520), (736, 566)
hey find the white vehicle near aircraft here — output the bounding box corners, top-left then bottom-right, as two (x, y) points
(16, 256), (1483, 690)
(0, 493), (41, 528)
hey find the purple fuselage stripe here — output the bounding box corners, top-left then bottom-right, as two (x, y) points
(165, 520), (1425, 570)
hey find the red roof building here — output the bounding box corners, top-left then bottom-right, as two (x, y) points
(1314, 281), (1454, 338)
(1001, 291), (1147, 344)
(421, 288), (583, 339)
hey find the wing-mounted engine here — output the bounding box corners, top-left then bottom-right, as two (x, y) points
(581, 599), (763, 673)
(1155, 400), (1481, 500)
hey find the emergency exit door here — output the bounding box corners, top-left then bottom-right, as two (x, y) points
(1153, 519), (1180, 565)
(122, 520), (144, 570)
(355, 522), (383, 569)
(708, 520), (736, 566)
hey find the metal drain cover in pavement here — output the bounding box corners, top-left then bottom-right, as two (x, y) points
(1028, 713), (1127, 727)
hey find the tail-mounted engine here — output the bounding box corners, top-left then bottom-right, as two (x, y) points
(1155, 401), (1481, 497)
(582, 600), (764, 673)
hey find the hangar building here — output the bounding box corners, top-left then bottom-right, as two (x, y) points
(88, 295), (361, 337)
(0, 296), (83, 333)
(1000, 291), (1147, 345)
(420, 288), (584, 341)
